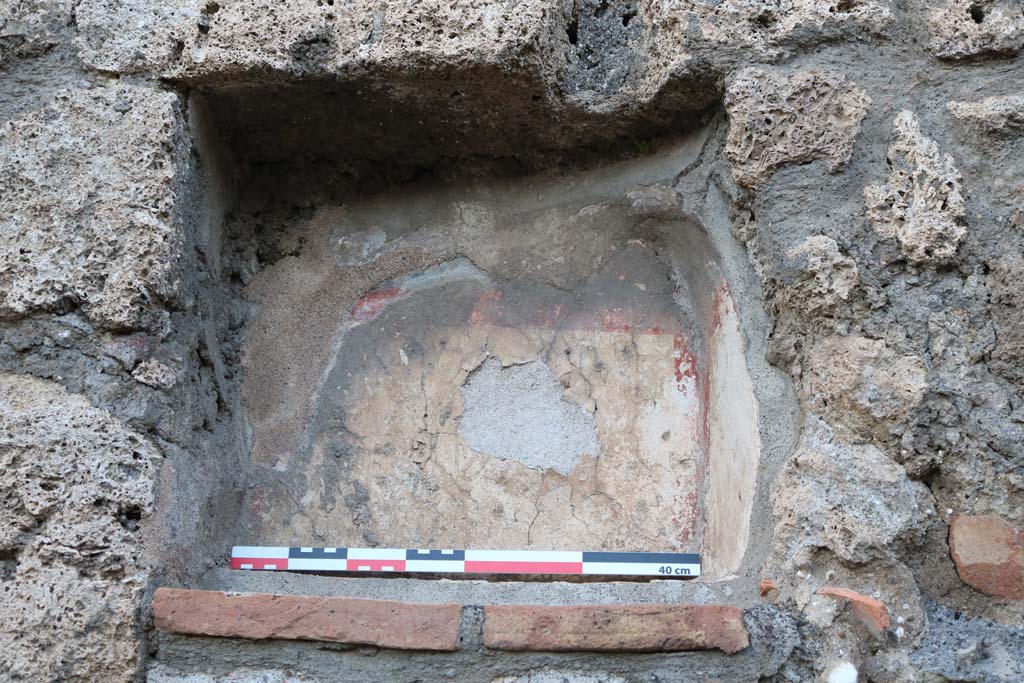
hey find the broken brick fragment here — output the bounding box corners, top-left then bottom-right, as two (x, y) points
(818, 586), (890, 636)
(949, 514), (1024, 600)
(759, 578), (778, 597)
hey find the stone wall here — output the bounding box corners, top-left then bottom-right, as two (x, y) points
(2, 0), (1023, 681)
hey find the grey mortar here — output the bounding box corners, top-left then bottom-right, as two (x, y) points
(458, 358), (600, 475)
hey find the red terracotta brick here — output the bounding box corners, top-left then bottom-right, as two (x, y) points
(949, 514), (1024, 600)
(482, 604), (749, 654)
(152, 588), (462, 651)
(818, 586), (890, 636)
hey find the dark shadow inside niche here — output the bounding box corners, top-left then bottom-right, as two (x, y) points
(189, 61), (719, 208)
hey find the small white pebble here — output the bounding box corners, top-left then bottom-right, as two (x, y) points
(902, 604), (910, 610)
(947, 508), (954, 515)
(827, 661), (858, 683)
(896, 626), (905, 639)
(897, 616), (905, 624)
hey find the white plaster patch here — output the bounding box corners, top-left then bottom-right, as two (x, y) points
(827, 661), (858, 683)
(334, 227), (388, 266)
(458, 358), (599, 475)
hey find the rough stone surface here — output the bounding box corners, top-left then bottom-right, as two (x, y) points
(645, 0), (893, 63)
(153, 588), (463, 651)
(0, 372), (159, 681)
(76, 0), (568, 81)
(907, 600), (1024, 681)
(949, 94), (1024, 136)
(781, 236), (860, 313)
(724, 68), (871, 188)
(0, 0), (74, 67)
(74, 0), (199, 75)
(802, 336), (928, 444)
(768, 422), (931, 568)
(949, 514), (1024, 600)
(864, 110), (967, 264)
(133, 357), (179, 390)
(928, 0), (1024, 59)
(0, 83), (189, 331)
(482, 604), (749, 654)
(988, 252), (1024, 385)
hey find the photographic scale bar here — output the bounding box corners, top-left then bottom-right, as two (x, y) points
(231, 547), (700, 578)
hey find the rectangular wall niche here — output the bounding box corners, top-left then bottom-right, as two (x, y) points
(221, 126), (762, 581)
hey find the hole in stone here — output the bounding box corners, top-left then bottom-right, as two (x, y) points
(0, 549), (18, 581)
(566, 18), (579, 45)
(117, 505), (143, 530)
(968, 4), (985, 22)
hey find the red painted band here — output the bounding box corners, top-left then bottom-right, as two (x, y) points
(464, 561), (583, 574)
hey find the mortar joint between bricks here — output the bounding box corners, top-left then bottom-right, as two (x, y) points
(458, 605), (486, 651)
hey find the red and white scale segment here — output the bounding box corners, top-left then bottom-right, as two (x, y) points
(231, 547), (700, 578)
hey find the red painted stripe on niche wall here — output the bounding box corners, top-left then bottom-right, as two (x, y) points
(463, 561), (584, 574)
(350, 287), (403, 322)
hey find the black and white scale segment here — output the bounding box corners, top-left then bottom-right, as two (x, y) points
(231, 547), (701, 578)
